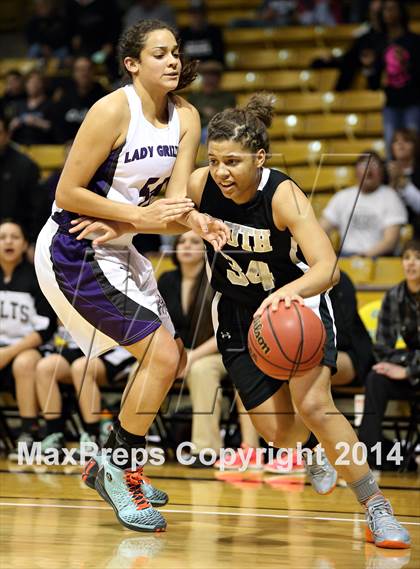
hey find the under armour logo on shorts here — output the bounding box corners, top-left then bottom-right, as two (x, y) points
(220, 331), (231, 339)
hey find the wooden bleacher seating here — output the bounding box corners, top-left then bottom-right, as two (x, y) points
(185, 69), (339, 94)
(22, 145), (65, 175)
(176, 9), (255, 27)
(287, 165), (355, 192)
(325, 139), (385, 164)
(226, 47), (343, 70)
(268, 140), (326, 166)
(338, 257), (374, 285)
(374, 257), (405, 286)
(268, 113), (382, 140)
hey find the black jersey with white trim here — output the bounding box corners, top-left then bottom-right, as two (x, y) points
(0, 260), (55, 346)
(199, 168), (308, 309)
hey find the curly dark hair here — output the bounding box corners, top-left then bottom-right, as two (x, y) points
(207, 92), (276, 154)
(117, 19), (198, 91)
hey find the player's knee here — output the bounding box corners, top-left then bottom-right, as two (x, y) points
(257, 422), (292, 448)
(189, 357), (209, 377)
(296, 398), (332, 427)
(153, 339), (183, 382)
(12, 351), (38, 377)
(71, 357), (90, 380)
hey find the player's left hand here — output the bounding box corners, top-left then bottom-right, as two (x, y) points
(69, 217), (124, 245)
(372, 362), (407, 380)
(254, 288), (304, 318)
(185, 210), (230, 251)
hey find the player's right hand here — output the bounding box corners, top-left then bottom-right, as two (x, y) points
(133, 198), (194, 230)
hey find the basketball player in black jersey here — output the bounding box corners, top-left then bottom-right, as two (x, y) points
(186, 94), (410, 549)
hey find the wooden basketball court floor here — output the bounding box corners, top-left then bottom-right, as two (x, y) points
(0, 459), (419, 569)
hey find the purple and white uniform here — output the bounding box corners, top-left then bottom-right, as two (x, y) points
(34, 85), (178, 358)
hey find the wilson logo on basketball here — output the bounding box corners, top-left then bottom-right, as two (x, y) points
(252, 317), (270, 355)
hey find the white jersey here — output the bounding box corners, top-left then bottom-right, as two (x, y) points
(35, 85), (179, 358)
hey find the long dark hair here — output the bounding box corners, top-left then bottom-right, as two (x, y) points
(117, 19), (198, 91)
(172, 234), (214, 347)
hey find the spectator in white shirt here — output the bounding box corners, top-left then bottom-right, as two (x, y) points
(320, 152), (408, 256)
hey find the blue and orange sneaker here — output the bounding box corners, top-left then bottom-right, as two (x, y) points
(365, 495), (411, 549)
(83, 453), (168, 507)
(95, 458), (167, 533)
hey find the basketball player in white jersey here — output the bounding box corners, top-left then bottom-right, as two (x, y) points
(34, 20), (229, 533)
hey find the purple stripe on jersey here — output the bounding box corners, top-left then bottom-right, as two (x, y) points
(49, 231), (161, 346)
(53, 144), (124, 227)
(89, 143), (124, 197)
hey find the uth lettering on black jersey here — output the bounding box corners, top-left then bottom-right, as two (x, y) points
(199, 168), (309, 308)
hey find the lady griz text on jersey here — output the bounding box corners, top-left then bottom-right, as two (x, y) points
(124, 144), (178, 163)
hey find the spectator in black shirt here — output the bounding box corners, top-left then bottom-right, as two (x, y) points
(64, 0), (121, 80)
(179, 4), (225, 65)
(9, 70), (54, 145)
(358, 239), (420, 469)
(25, 0), (70, 63)
(330, 271), (374, 387)
(0, 116), (40, 244)
(335, 0), (384, 91)
(53, 57), (107, 143)
(0, 70), (26, 123)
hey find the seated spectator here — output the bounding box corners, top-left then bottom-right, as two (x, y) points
(297, 1), (341, 26)
(320, 152), (408, 257)
(35, 326), (135, 457)
(259, 0), (299, 26)
(25, 0), (70, 63)
(0, 220), (55, 457)
(335, 0), (384, 90)
(230, 0), (298, 27)
(64, 0), (120, 79)
(9, 70), (54, 145)
(352, 0), (382, 36)
(378, 0), (420, 157)
(158, 231), (260, 468)
(329, 271), (374, 386)
(0, 70), (26, 123)
(179, 3), (225, 65)
(187, 61), (236, 143)
(358, 239), (420, 470)
(123, 0), (176, 30)
(388, 128), (420, 238)
(53, 57), (107, 143)
(0, 116), (40, 244)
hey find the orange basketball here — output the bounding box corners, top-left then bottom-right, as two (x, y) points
(248, 301), (326, 380)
